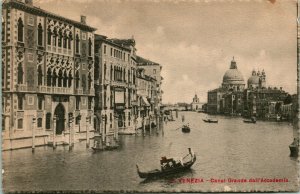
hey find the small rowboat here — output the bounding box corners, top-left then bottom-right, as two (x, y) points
(182, 125), (190, 133)
(92, 144), (119, 151)
(243, 119), (256, 123)
(136, 148), (196, 179)
(202, 119), (218, 123)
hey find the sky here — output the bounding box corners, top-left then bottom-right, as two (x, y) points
(34, 0), (297, 104)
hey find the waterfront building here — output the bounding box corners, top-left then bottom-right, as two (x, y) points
(136, 56), (163, 111)
(136, 68), (157, 128)
(247, 69), (266, 89)
(2, 0), (96, 150)
(191, 94), (203, 111)
(207, 57), (245, 114)
(94, 34), (137, 137)
(243, 87), (289, 119)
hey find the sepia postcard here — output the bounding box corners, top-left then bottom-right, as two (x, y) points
(1, 0), (299, 193)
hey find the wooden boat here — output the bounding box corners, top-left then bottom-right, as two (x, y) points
(202, 118), (218, 123)
(243, 119), (256, 123)
(92, 144), (119, 151)
(136, 148), (196, 179)
(182, 125), (190, 133)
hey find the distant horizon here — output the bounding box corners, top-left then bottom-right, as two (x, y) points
(36, 0), (297, 104)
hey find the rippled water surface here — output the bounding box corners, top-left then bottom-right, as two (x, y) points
(3, 112), (299, 192)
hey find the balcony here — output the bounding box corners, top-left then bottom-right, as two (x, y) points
(37, 86), (73, 95)
(111, 80), (127, 88)
(74, 88), (83, 95)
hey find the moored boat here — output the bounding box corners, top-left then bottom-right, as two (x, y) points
(243, 117), (256, 123)
(136, 148), (196, 179)
(202, 118), (218, 123)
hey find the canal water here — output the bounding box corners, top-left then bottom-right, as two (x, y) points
(3, 112), (299, 192)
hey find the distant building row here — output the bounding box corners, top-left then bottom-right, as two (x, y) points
(205, 57), (296, 120)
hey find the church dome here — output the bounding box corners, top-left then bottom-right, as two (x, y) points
(247, 70), (259, 86)
(222, 58), (244, 85)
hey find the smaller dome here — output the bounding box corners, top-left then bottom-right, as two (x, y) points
(248, 75), (260, 86)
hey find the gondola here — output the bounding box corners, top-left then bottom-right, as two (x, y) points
(202, 119), (218, 123)
(243, 119), (256, 123)
(92, 145), (119, 151)
(136, 148), (196, 179)
(182, 125), (190, 133)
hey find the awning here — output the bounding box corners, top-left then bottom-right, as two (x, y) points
(141, 96), (150, 107)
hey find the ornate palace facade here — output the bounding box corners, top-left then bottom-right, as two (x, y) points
(2, 0), (96, 150)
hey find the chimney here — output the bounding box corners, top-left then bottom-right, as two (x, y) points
(80, 15), (86, 24)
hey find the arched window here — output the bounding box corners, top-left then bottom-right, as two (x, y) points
(58, 69), (63, 87)
(63, 70), (68, 87)
(37, 65), (43, 85)
(75, 34), (80, 54)
(17, 18), (24, 42)
(68, 71), (73, 88)
(37, 23), (43, 46)
(88, 73), (92, 90)
(37, 118), (43, 128)
(46, 113), (51, 129)
(63, 31), (67, 49)
(17, 63), (23, 84)
(58, 29), (62, 47)
(75, 71), (80, 88)
(68, 32), (73, 49)
(52, 70), (57, 86)
(47, 27), (51, 45)
(52, 28), (57, 46)
(88, 37), (92, 56)
(82, 74), (86, 90)
(47, 68), (52, 86)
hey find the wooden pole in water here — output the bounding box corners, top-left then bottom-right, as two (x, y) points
(69, 116), (73, 151)
(143, 116), (145, 136)
(86, 116), (89, 148)
(53, 115), (57, 149)
(32, 116), (36, 152)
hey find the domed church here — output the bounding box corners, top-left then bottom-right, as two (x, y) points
(222, 57), (245, 91)
(247, 69), (266, 89)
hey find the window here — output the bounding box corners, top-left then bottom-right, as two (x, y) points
(68, 71), (73, 88)
(47, 68), (52, 86)
(88, 73), (92, 90)
(17, 119), (23, 129)
(17, 63), (23, 84)
(18, 95), (23, 110)
(63, 32), (67, 49)
(88, 38), (92, 56)
(37, 23), (43, 46)
(75, 34), (80, 54)
(104, 45), (106, 54)
(82, 74), (86, 90)
(46, 113), (51, 129)
(37, 65), (43, 86)
(110, 113), (112, 128)
(37, 118), (42, 128)
(17, 18), (24, 42)
(38, 96), (43, 110)
(52, 70), (57, 86)
(88, 97), (92, 110)
(47, 27), (51, 45)
(63, 71), (68, 87)
(75, 71), (80, 88)
(58, 29), (62, 47)
(57, 69), (62, 87)
(76, 116), (80, 125)
(110, 48), (113, 56)
(68, 32), (73, 49)
(76, 97), (80, 110)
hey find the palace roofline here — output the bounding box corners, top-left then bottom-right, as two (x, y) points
(3, 0), (97, 32)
